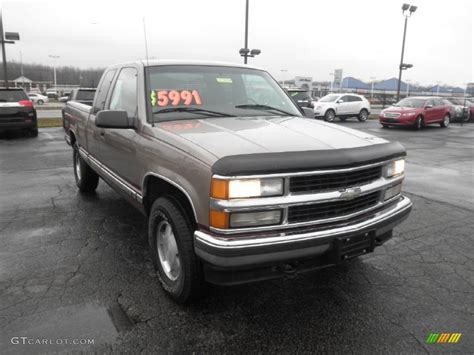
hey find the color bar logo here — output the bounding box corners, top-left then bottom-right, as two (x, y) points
(426, 333), (462, 344)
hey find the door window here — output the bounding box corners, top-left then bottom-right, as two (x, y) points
(339, 95), (351, 102)
(93, 69), (117, 113)
(109, 68), (138, 118)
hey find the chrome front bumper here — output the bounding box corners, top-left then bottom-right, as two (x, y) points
(195, 196), (412, 269)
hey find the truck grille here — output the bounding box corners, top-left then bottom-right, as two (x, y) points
(289, 166), (382, 194)
(288, 191), (380, 223)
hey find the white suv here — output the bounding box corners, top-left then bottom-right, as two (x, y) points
(314, 93), (371, 122)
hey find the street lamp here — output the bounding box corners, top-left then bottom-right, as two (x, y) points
(48, 54), (60, 89)
(396, 3), (417, 101)
(0, 10), (20, 88)
(239, 0), (260, 64)
(436, 81), (441, 95)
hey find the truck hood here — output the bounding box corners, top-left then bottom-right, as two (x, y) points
(157, 116), (387, 159)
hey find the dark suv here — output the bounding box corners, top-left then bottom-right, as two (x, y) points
(287, 89), (314, 109)
(0, 88), (38, 136)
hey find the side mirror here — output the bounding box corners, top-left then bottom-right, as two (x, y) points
(425, 104), (433, 109)
(302, 107), (314, 118)
(96, 110), (133, 129)
(336, 99), (343, 104)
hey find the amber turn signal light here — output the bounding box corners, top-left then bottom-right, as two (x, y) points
(209, 210), (229, 229)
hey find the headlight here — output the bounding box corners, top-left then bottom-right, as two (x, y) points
(386, 159), (405, 178)
(384, 183), (402, 201)
(402, 112), (416, 117)
(211, 178), (283, 199)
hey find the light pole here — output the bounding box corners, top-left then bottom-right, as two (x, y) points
(329, 72), (334, 92)
(48, 54), (60, 88)
(0, 10), (20, 88)
(436, 81), (441, 95)
(239, 0), (260, 64)
(396, 3), (417, 101)
(405, 79), (411, 97)
(370, 76), (376, 99)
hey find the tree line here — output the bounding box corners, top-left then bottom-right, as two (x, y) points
(0, 61), (105, 87)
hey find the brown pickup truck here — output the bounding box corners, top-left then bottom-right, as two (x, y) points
(63, 61), (412, 303)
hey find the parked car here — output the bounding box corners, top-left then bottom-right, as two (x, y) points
(444, 98), (471, 122)
(28, 93), (49, 105)
(59, 92), (71, 102)
(379, 97), (451, 130)
(46, 89), (58, 99)
(0, 88), (38, 136)
(287, 89), (314, 109)
(313, 93), (371, 122)
(63, 60), (411, 303)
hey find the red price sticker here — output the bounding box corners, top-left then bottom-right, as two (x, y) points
(151, 90), (202, 107)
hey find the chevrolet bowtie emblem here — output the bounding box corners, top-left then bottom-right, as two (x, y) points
(339, 187), (362, 201)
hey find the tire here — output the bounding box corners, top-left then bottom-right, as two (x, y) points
(358, 109), (369, 122)
(414, 116), (423, 130)
(37, 100), (44, 105)
(73, 143), (99, 193)
(30, 127), (38, 137)
(440, 114), (450, 128)
(324, 109), (336, 122)
(148, 196), (204, 303)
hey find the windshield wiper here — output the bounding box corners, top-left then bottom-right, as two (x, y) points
(153, 107), (235, 117)
(235, 104), (293, 116)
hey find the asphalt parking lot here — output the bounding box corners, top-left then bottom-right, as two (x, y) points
(0, 120), (473, 353)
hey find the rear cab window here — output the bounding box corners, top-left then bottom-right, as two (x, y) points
(76, 90), (96, 101)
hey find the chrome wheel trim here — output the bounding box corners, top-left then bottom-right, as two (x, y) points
(326, 111), (335, 121)
(75, 151), (81, 181)
(444, 115), (450, 126)
(156, 220), (181, 281)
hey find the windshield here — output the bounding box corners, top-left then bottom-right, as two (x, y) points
(146, 65), (302, 121)
(394, 98), (425, 108)
(319, 94), (339, 102)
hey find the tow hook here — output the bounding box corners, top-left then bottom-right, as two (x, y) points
(278, 263), (298, 274)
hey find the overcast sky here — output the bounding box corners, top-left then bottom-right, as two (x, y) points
(2, 0), (473, 87)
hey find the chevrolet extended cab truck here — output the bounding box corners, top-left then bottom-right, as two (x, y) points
(63, 61), (412, 303)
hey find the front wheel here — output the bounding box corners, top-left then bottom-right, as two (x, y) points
(440, 114), (450, 128)
(324, 109), (336, 122)
(415, 116), (424, 130)
(358, 109), (369, 122)
(37, 99), (44, 105)
(73, 143), (99, 193)
(148, 197), (205, 303)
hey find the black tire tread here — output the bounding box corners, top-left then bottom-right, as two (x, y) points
(148, 196), (204, 303)
(73, 143), (99, 193)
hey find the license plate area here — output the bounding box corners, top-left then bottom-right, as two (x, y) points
(334, 232), (375, 262)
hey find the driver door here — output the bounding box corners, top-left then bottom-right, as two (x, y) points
(336, 95), (351, 115)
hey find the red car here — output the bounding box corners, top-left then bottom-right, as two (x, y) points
(379, 97), (451, 130)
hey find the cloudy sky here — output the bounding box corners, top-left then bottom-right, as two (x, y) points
(2, 0), (473, 87)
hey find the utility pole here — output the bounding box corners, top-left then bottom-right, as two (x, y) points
(0, 10), (8, 88)
(48, 54), (60, 88)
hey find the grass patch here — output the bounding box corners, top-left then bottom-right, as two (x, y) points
(38, 118), (62, 128)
